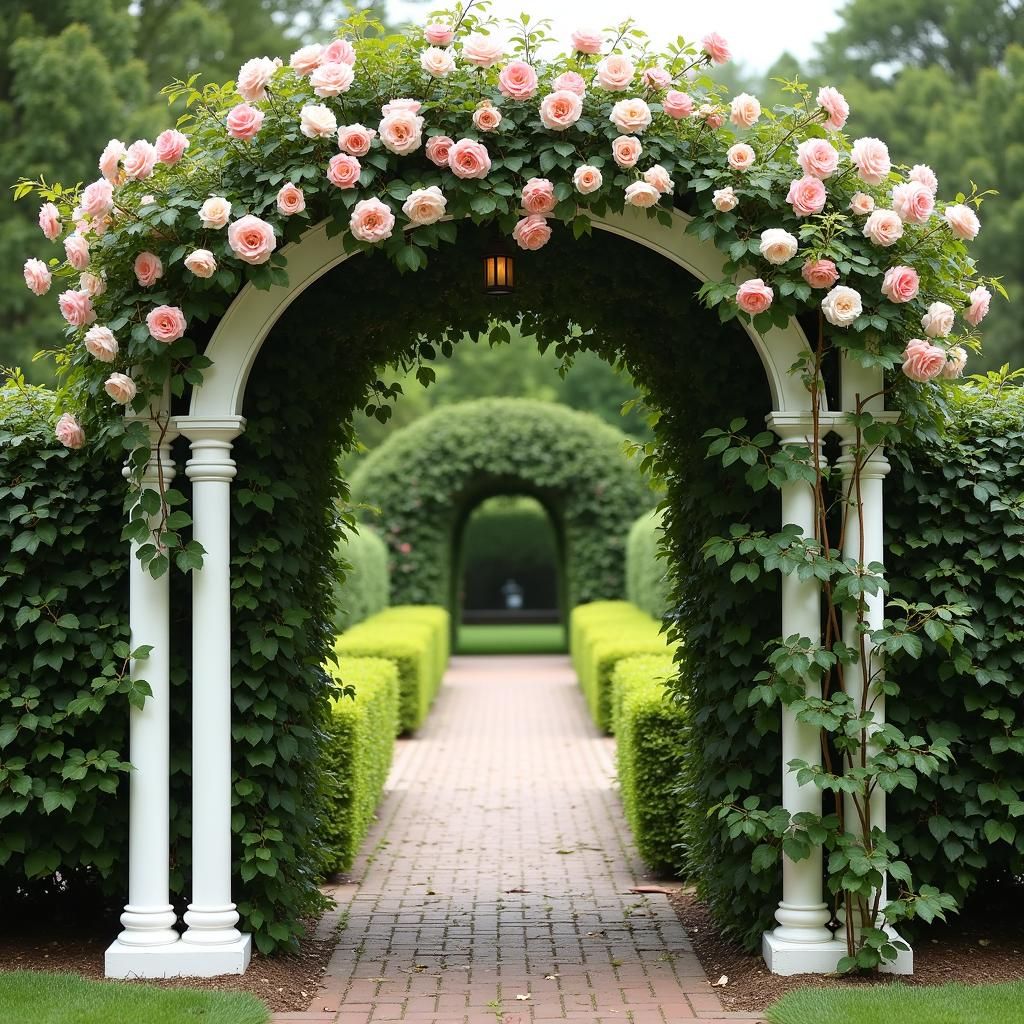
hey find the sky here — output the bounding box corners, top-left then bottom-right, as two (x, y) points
(391, 0), (846, 73)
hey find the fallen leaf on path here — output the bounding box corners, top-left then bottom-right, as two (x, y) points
(715, 975), (729, 986)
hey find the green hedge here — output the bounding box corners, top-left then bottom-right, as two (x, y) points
(626, 509), (671, 620)
(333, 526), (390, 630)
(375, 605), (450, 690)
(319, 657), (399, 874)
(611, 654), (689, 874)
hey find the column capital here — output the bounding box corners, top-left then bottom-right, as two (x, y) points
(175, 415), (247, 445)
(180, 416), (246, 485)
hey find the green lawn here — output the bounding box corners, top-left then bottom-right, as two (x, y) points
(0, 971), (269, 1024)
(456, 623), (566, 655)
(767, 980), (1024, 1024)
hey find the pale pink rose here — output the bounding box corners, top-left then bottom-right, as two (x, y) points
(104, 372), (137, 405)
(702, 32), (731, 64)
(512, 214), (552, 251)
(759, 228), (799, 265)
(699, 104), (724, 128)
(155, 128), (189, 165)
(379, 109), (424, 155)
(55, 412), (85, 449)
(941, 345), (968, 379)
(945, 203), (980, 241)
(881, 264), (920, 303)
(184, 248), (218, 278)
(863, 209), (904, 247)
(801, 258), (839, 289)
(736, 278), (773, 314)
(84, 325), (118, 362)
(574, 165), (603, 195)
(425, 135), (454, 167)
(402, 185), (447, 225)
(964, 285), (991, 327)
(821, 285), (863, 327)
(625, 181), (661, 208)
(322, 39), (356, 66)
(663, 90), (694, 119)
(816, 86), (849, 130)
(786, 175), (828, 217)
(921, 301), (955, 338)
(596, 54), (634, 91)
(539, 90), (584, 131)
(612, 135), (643, 168)
(610, 97), (652, 134)
(39, 203), (61, 241)
(327, 153), (361, 189)
(571, 28), (603, 54)
(850, 192), (875, 215)
(796, 138), (839, 179)
(226, 103), (264, 140)
(134, 250), (163, 287)
(901, 338), (946, 382)
(643, 164), (673, 195)
(349, 198), (396, 243)
(140, 194), (155, 206)
(553, 71), (586, 96)
(276, 182), (306, 216)
(712, 186), (738, 212)
(421, 46), (455, 78)
(23, 258), (51, 296)
(64, 234), (90, 272)
(199, 196), (231, 229)
(381, 98), (421, 115)
(909, 164), (938, 195)
(301, 103), (338, 139)
(499, 60), (539, 100)
(642, 65), (672, 90)
(123, 139), (157, 180)
(729, 92), (761, 128)
(236, 56), (279, 102)
(227, 214), (277, 265)
(448, 138), (491, 179)
(851, 137), (891, 185)
(462, 33), (504, 68)
(337, 123), (376, 156)
(79, 272), (105, 297)
(99, 139), (126, 182)
(424, 21), (454, 46)
(521, 178), (556, 215)
(473, 103), (502, 132)
(727, 143), (755, 171)
(289, 43), (323, 76)
(892, 181), (935, 224)
(311, 61), (355, 98)
(80, 179), (114, 218)
(146, 304), (187, 342)
(58, 289), (95, 327)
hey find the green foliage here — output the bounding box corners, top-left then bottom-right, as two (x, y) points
(319, 656), (398, 875)
(333, 525), (390, 630)
(375, 605), (450, 686)
(611, 654), (689, 874)
(626, 509), (671, 620)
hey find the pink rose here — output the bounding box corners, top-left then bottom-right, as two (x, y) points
(964, 285), (991, 327)
(462, 33), (504, 68)
(702, 32), (731, 64)
(64, 234), (90, 272)
(521, 178), (556, 215)
(821, 285), (863, 327)
(801, 259), (839, 289)
(663, 90), (694, 119)
(921, 302), (955, 338)
(99, 139), (126, 183)
(58, 289), (95, 327)
(571, 28), (603, 54)
(327, 153), (362, 189)
(311, 61), (355, 98)
(862, 209), (904, 247)
(901, 338), (946, 382)
(553, 71), (586, 96)
(909, 164), (938, 195)
(472, 103), (502, 132)
(499, 60), (539, 100)
(512, 214), (552, 251)
(610, 97), (652, 134)
(941, 346), (968, 379)
(612, 135), (642, 168)
(301, 104), (338, 139)
(699, 104), (724, 129)
(402, 185), (447, 226)
(424, 21), (454, 46)
(624, 181), (660, 208)
(55, 412), (85, 449)
(226, 103), (264, 140)
(573, 165), (603, 195)
(425, 135), (454, 167)
(228, 214), (277, 264)
(146, 305), (187, 342)
(337, 123), (376, 156)
(80, 179), (114, 218)
(727, 143), (755, 171)
(539, 90), (583, 131)
(349, 198), (396, 243)
(851, 137), (891, 185)
(104, 372), (137, 405)
(760, 228), (799, 265)
(448, 138), (491, 179)
(816, 86), (849, 130)
(945, 203), (980, 241)
(381, 98), (421, 116)
(39, 203), (61, 241)
(850, 192), (875, 215)
(379, 109), (424, 155)
(643, 165), (673, 195)
(729, 92), (761, 128)
(892, 182), (935, 224)
(23, 258), (51, 296)
(289, 43), (323, 76)
(420, 46), (455, 78)
(796, 138), (839, 179)
(322, 39), (356, 66)
(123, 139), (157, 180)
(79, 272), (105, 297)
(199, 196), (231, 229)
(881, 265), (920, 303)
(736, 278), (774, 315)
(184, 249), (217, 278)
(236, 56), (279, 103)
(786, 175), (828, 217)
(276, 182), (306, 215)
(84, 325), (118, 362)
(642, 66), (672, 90)
(134, 251), (163, 287)
(596, 54), (634, 91)
(155, 128), (189, 165)
(712, 186), (738, 212)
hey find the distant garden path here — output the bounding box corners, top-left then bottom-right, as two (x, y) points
(274, 656), (765, 1024)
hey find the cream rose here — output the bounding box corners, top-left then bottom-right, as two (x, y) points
(462, 33), (504, 68)
(573, 165), (603, 195)
(84, 325), (118, 362)
(79, 272), (106, 297)
(759, 228), (799, 265)
(941, 346), (968, 379)
(311, 61), (355, 97)
(921, 301), (955, 338)
(379, 109), (424, 155)
(402, 185), (447, 225)
(472, 103), (502, 132)
(55, 413), (85, 449)
(821, 285), (863, 327)
(421, 46), (455, 78)
(643, 165), (673, 195)
(944, 203), (981, 241)
(539, 90), (583, 131)
(289, 44), (323, 77)
(610, 97), (652, 134)
(727, 143), (755, 171)
(624, 181), (660, 208)
(300, 104), (338, 139)
(596, 54), (634, 91)
(99, 139), (126, 183)
(729, 92), (761, 128)
(849, 192), (875, 215)
(199, 196), (232, 229)
(851, 137), (891, 185)
(863, 209), (904, 247)
(236, 56), (279, 102)
(184, 248), (218, 278)
(712, 186), (738, 212)
(227, 214), (277, 265)
(105, 372), (137, 405)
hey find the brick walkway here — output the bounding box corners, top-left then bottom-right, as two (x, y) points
(274, 655), (765, 1024)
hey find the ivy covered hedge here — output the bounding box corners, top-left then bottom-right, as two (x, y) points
(626, 509), (670, 619)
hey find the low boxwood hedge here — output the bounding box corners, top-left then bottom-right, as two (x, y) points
(375, 605), (450, 689)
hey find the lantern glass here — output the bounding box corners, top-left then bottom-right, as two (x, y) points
(483, 251), (514, 294)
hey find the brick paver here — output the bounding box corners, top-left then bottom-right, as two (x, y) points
(276, 656), (765, 1024)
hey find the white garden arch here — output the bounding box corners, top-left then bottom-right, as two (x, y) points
(106, 205), (903, 978)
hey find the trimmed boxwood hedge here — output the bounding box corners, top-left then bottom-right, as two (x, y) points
(375, 605), (450, 689)
(626, 509), (671, 620)
(333, 526), (390, 631)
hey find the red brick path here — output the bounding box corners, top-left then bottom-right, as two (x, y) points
(274, 655), (765, 1024)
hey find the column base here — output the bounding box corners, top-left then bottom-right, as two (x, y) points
(762, 929), (913, 975)
(104, 933), (252, 978)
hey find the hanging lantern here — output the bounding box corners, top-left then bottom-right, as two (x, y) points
(482, 239), (515, 295)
